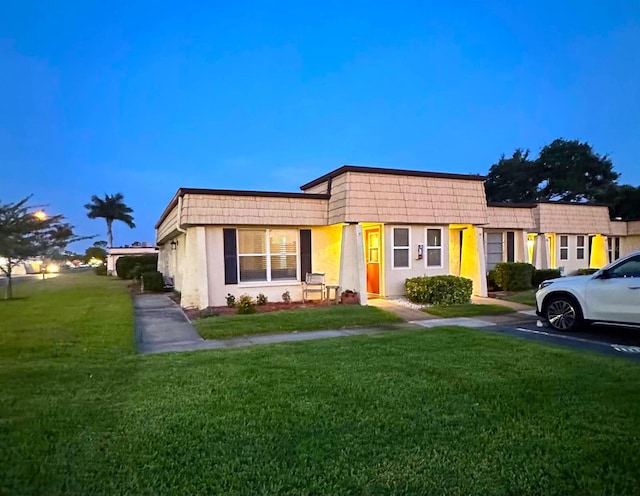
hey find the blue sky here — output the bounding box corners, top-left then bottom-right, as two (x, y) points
(1, 0), (639, 251)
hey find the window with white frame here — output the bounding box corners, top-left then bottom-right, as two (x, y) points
(486, 232), (504, 270)
(426, 228), (443, 267)
(559, 235), (568, 260)
(608, 236), (621, 263)
(576, 235), (585, 260)
(238, 229), (298, 282)
(392, 228), (410, 268)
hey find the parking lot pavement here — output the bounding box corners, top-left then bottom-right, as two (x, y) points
(484, 319), (640, 361)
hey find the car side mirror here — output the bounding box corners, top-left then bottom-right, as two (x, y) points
(596, 270), (610, 280)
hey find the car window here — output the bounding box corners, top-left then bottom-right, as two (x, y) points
(609, 255), (640, 278)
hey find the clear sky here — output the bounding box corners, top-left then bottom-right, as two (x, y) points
(1, 0), (639, 251)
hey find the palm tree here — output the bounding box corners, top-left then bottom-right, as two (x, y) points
(84, 194), (135, 247)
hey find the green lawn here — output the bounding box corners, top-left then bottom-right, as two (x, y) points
(3, 273), (640, 495)
(195, 305), (403, 339)
(502, 289), (537, 306)
(425, 303), (515, 317)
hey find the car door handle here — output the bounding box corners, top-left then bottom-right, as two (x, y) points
(629, 286), (640, 290)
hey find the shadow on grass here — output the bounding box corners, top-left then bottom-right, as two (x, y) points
(0, 297), (30, 302)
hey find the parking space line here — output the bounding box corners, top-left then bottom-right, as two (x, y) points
(514, 327), (627, 351)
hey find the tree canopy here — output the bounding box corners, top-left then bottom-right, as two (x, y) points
(0, 196), (85, 299)
(485, 138), (637, 220)
(84, 194), (135, 248)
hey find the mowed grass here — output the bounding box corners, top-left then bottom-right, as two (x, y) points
(195, 305), (403, 339)
(502, 289), (537, 307)
(425, 303), (515, 317)
(2, 274), (640, 495)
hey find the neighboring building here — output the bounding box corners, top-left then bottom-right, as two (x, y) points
(484, 202), (620, 275)
(107, 245), (159, 276)
(155, 165), (639, 309)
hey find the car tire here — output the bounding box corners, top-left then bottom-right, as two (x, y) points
(544, 295), (583, 332)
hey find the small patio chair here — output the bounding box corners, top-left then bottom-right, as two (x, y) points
(302, 272), (326, 302)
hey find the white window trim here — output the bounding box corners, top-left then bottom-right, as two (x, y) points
(392, 227), (411, 270)
(559, 235), (569, 261)
(237, 228), (299, 284)
(424, 227), (444, 269)
(576, 235), (585, 260)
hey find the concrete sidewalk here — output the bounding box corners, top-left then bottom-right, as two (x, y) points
(134, 294), (538, 355)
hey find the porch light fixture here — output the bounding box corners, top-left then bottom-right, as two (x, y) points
(170, 240), (178, 250)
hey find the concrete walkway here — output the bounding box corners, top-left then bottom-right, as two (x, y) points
(134, 294), (538, 355)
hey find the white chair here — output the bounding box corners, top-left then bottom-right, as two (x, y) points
(302, 272), (326, 302)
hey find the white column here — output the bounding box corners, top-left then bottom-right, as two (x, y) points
(180, 226), (210, 309)
(339, 224), (368, 305)
(533, 234), (549, 269)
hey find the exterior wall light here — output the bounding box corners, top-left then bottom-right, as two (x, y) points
(170, 240), (178, 250)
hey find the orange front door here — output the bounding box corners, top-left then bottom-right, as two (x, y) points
(365, 228), (380, 294)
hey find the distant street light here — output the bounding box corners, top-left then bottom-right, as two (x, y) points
(33, 210), (47, 221)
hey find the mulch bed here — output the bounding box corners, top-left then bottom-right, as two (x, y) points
(185, 300), (334, 320)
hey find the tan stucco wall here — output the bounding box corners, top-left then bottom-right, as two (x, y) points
(328, 171), (488, 225)
(201, 226), (341, 308)
(621, 235), (640, 257)
(383, 224), (449, 297)
(554, 234), (592, 275)
(183, 194), (328, 226)
(157, 205), (179, 243)
(485, 207), (536, 230)
(534, 203), (611, 234)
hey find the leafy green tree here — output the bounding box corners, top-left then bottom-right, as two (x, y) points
(485, 139), (620, 204)
(596, 184), (640, 221)
(0, 197), (85, 299)
(84, 246), (107, 263)
(485, 149), (539, 203)
(536, 139), (619, 201)
(84, 194), (135, 248)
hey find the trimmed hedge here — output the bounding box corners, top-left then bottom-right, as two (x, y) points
(575, 268), (599, 276)
(142, 271), (164, 292)
(94, 264), (108, 276)
(532, 268), (561, 287)
(405, 275), (473, 306)
(493, 262), (534, 291)
(116, 255), (158, 280)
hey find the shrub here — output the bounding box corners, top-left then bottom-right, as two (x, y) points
(116, 255), (158, 280)
(141, 271), (164, 292)
(94, 264), (108, 276)
(493, 262), (534, 291)
(487, 269), (499, 291)
(282, 291), (291, 304)
(575, 268), (599, 276)
(532, 268), (561, 287)
(226, 293), (236, 307)
(256, 293), (268, 305)
(405, 275), (473, 306)
(237, 294), (256, 314)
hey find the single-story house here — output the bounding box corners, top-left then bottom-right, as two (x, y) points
(107, 245), (159, 276)
(155, 165), (640, 309)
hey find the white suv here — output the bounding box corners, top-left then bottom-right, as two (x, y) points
(536, 250), (640, 332)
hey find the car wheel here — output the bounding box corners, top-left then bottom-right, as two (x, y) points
(544, 295), (583, 332)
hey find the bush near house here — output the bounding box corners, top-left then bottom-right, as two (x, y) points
(575, 268), (599, 276)
(93, 264), (108, 276)
(405, 275), (473, 305)
(532, 268), (561, 288)
(493, 262), (535, 291)
(141, 271), (164, 292)
(115, 254), (158, 280)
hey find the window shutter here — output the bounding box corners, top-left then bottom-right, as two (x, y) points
(506, 231), (515, 262)
(300, 229), (312, 278)
(223, 228), (238, 285)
